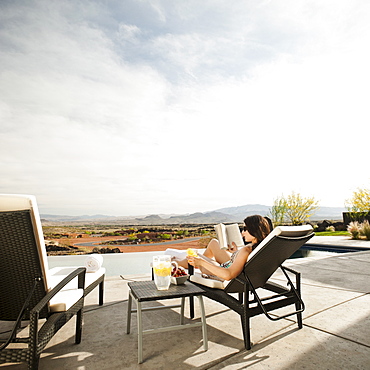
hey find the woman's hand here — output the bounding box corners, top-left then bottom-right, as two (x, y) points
(227, 242), (238, 253)
(186, 255), (202, 269)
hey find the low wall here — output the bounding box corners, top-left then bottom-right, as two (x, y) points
(343, 212), (370, 226)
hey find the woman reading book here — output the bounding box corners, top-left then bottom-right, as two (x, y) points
(179, 215), (271, 281)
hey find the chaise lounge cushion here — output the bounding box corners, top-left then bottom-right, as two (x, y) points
(49, 288), (84, 312)
(190, 272), (230, 289)
(48, 266), (105, 292)
(247, 225), (313, 261)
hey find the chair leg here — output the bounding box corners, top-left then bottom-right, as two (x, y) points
(296, 301), (303, 328)
(29, 355), (40, 370)
(75, 308), (83, 344)
(296, 272), (303, 328)
(99, 280), (104, 306)
(241, 288), (251, 350)
(240, 312), (252, 350)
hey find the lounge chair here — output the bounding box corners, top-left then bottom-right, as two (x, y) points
(189, 225), (314, 349)
(0, 195), (85, 369)
(0, 194), (103, 369)
(0, 194), (105, 305)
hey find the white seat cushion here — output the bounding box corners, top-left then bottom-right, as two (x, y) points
(49, 288), (84, 312)
(190, 272), (229, 290)
(48, 266), (105, 291)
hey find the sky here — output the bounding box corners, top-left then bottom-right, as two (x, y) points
(1, 0), (369, 217)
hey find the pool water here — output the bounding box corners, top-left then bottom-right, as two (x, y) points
(47, 247), (348, 277)
(290, 249), (342, 259)
(48, 251), (166, 277)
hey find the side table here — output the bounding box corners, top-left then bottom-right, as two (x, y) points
(126, 280), (208, 363)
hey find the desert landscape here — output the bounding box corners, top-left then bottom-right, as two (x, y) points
(43, 224), (214, 255)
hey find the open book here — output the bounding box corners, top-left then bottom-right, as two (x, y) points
(214, 223), (244, 250)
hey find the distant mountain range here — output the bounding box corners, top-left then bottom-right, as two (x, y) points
(41, 204), (347, 225)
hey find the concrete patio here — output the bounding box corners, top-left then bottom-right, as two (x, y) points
(1, 237), (370, 369)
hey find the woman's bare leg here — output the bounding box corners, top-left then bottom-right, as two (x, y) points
(175, 239), (230, 269)
(202, 239), (231, 264)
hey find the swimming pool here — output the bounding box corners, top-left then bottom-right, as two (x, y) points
(290, 249), (342, 259)
(47, 245), (359, 277)
(48, 251), (166, 277)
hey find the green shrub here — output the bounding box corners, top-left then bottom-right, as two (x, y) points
(159, 233), (172, 240)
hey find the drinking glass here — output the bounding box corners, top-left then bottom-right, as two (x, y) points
(153, 255), (171, 290)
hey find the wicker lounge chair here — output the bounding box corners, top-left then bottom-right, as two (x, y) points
(0, 194), (105, 304)
(0, 196), (85, 369)
(189, 225), (314, 349)
(0, 194), (103, 369)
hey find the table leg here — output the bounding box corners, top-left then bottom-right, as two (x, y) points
(189, 296), (194, 318)
(137, 301), (143, 364)
(197, 296), (208, 351)
(126, 290), (132, 334)
(180, 297), (185, 325)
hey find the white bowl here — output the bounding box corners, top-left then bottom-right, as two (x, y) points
(170, 275), (188, 285)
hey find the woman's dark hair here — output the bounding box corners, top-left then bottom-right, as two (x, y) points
(243, 215), (271, 245)
(264, 216), (273, 232)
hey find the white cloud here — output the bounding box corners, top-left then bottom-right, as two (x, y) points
(0, 0), (369, 216)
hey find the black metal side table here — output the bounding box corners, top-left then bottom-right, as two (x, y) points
(126, 280), (208, 363)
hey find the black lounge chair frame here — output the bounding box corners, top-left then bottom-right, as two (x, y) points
(190, 230), (314, 349)
(0, 210), (86, 370)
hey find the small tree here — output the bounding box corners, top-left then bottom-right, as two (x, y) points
(284, 192), (319, 225)
(270, 196), (288, 226)
(346, 188), (370, 215)
(270, 192), (319, 226)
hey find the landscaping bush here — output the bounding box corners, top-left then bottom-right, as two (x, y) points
(360, 220), (370, 240)
(347, 221), (362, 240)
(159, 233), (172, 240)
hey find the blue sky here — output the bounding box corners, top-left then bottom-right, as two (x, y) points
(1, 0), (369, 216)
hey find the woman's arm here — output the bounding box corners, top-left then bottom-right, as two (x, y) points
(175, 253), (218, 269)
(187, 246), (252, 281)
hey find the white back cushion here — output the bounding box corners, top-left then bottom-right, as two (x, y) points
(0, 194), (49, 288)
(247, 224), (314, 262)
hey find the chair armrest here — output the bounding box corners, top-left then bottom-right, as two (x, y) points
(31, 267), (86, 315)
(1, 268), (86, 351)
(281, 265), (299, 276)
